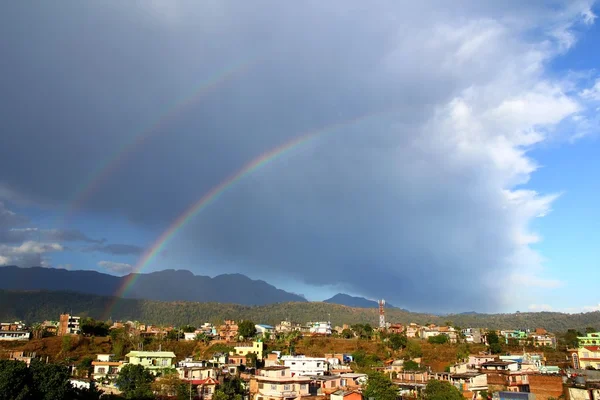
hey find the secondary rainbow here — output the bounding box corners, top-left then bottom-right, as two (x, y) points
(102, 108), (397, 318)
(64, 59), (256, 223)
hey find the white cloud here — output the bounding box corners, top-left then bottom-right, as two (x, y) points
(529, 304), (554, 311)
(98, 261), (135, 275)
(0, 241), (63, 267)
(580, 79), (600, 101)
(582, 8), (597, 25)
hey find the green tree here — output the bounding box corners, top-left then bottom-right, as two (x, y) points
(486, 331), (500, 345)
(428, 334), (449, 344)
(0, 359), (32, 400)
(80, 318), (110, 337)
(586, 327), (597, 334)
(489, 343), (503, 355)
(422, 379), (463, 400)
(77, 356), (94, 378)
(246, 352), (258, 368)
(215, 376), (245, 400)
(29, 360), (74, 400)
(341, 329), (354, 339)
(363, 372), (398, 400)
(115, 364), (155, 400)
(388, 333), (408, 350)
(238, 320), (257, 339)
(151, 371), (187, 400)
(403, 360), (422, 371)
(181, 325), (196, 333)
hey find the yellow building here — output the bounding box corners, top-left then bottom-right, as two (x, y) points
(233, 340), (264, 360)
(571, 332), (600, 370)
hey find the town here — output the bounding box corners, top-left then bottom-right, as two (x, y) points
(1, 309), (599, 400)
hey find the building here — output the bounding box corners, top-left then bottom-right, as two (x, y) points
(388, 324), (404, 334)
(0, 321), (26, 331)
(92, 354), (124, 382)
(58, 314), (81, 336)
(233, 341), (264, 360)
(331, 390), (363, 400)
(251, 366), (312, 400)
(124, 351), (176, 374)
(219, 320), (239, 342)
(256, 324), (275, 337)
(280, 355), (329, 376)
(406, 323), (421, 338)
(275, 321), (301, 333)
(480, 361), (530, 393)
(0, 330), (30, 341)
(309, 322), (332, 336)
(571, 332), (600, 370)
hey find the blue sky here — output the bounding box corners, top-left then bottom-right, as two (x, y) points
(1, 1), (600, 313)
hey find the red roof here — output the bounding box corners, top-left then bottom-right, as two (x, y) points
(584, 346), (600, 352)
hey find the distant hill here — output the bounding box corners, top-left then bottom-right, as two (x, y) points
(1, 289), (599, 332)
(324, 293), (396, 309)
(0, 266), (306, 306)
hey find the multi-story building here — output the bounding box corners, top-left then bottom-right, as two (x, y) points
(233, 340), (264, 360)
(280, 355), (329, 376)
(251, 366), (312, 400)
(58, 314), (80, 336)
(92, 354), (124, 382)
(219, 320), (239, 342)
(124, 350), (176, 374)
(571, 332), (600, 370)
(405, 323), (421, 338)
(309, 322), (332, 336)
(0, 330), (30, 341)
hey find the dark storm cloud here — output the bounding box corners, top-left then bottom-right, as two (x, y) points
(0, 1), (595, 311)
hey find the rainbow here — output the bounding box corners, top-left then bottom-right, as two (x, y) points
(102, 108), (397, 320)
(64, 59), (256, 223)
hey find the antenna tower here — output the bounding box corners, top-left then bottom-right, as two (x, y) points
(378, 299), (386, 329)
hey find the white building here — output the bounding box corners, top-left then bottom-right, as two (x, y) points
(0, 331), (31, 341)
(281, 355), (329, 376)
(309, 321), (332, 335)
(92, 354), (123, 382)
(255, 324), (275, 336)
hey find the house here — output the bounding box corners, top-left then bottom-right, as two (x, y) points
(219, 320), (239, 342)
(571, 332), (600, 370)
(309, 322), (332, 335)
(388, 324), (404, 334)
(463, 328), (484, 344)
(6, 351), (37, 366)
(448, 372), (488, 396)
(275, 320), (301, 333)
(468, 355), (496, 369)
(281, 355), (329, 376)
(210, 353), (229, 365)
(233, 340), (264, 360)
(184, 332), (198, 341)
(0, 330), (30, 341)
(309, 375), (343, 395)
(406, 323), (421, 338)
(480, 361), (530, 393)
(255, 324), (275, 337)
(178, 366), (218, 381)
(124, 351), (176, 374)
(92, 354), (124, 382)
(58, 314), (80, 336)
(265, 352), (280, 367)
(229, 354), (247, 366)
(0, 321), (26, 331)
(331, 390), (363, 400)
(251, 366), (312, 400)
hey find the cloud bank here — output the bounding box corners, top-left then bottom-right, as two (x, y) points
(0, 1), (598, 312)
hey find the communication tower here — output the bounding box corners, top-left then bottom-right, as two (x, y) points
(378, 299), (385, 329)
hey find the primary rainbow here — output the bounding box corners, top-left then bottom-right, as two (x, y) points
(102, 108), (397, 320)
(64, 59), (256, 223)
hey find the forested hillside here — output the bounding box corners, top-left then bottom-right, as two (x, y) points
(1, 290), (599, 332)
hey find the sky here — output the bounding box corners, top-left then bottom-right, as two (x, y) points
(1, 1), (599, 314)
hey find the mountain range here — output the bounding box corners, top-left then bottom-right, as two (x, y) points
(0, 266), (306, 306)
(0, 266), (404, 309)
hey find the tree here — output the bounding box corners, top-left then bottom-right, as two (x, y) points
(151, 371), (187, 400)
(422, 379), (463, 400)
(340, 328), (353, 339)
(363, 372), (398, 400)
(403, 360), (422, 371)
(246, 353), (258, 368)
(486, 331), (500, 345)
(80, 318), (110, 337)
(77, 356), (94, 379)
(215, 376), (245, 400)
(29, 360), (75, 400)
(238, 320), (257, 339)
(489, 343), (503, 355)
(586, 327), (597, 334)
(196, 332), (212, 344)
(428, 334), (449, 344)
(404, 339), (423, 359)
(181, 325), (196, 333)
(0, 359), (32, 400)
(115, 364), (155, 400)
(388, 333), (408, 350)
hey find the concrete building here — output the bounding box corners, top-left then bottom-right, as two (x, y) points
(0, 330), (30, 341)
(58, 314), (80, 336)
(251, 366), (312, 400)
(571, 332), (600, 370)
(233, 340), (264, 360)
(255, 324), (275, 337)
(92, 354), (124, 382)
(281, 355), (329, 376)
(309, 322), (332, 335)
(124, 350), (176, 374)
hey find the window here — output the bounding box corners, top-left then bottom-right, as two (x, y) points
(300, 384), (307, 391)
(284, 385), (291, 391)
(258, 383), (264, 389)
(281, 371), (285, 376)
(271, 384), (277, 391)
(98, 367), (106, 374)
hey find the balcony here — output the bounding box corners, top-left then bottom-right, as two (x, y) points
(258, 389), (298, 398)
